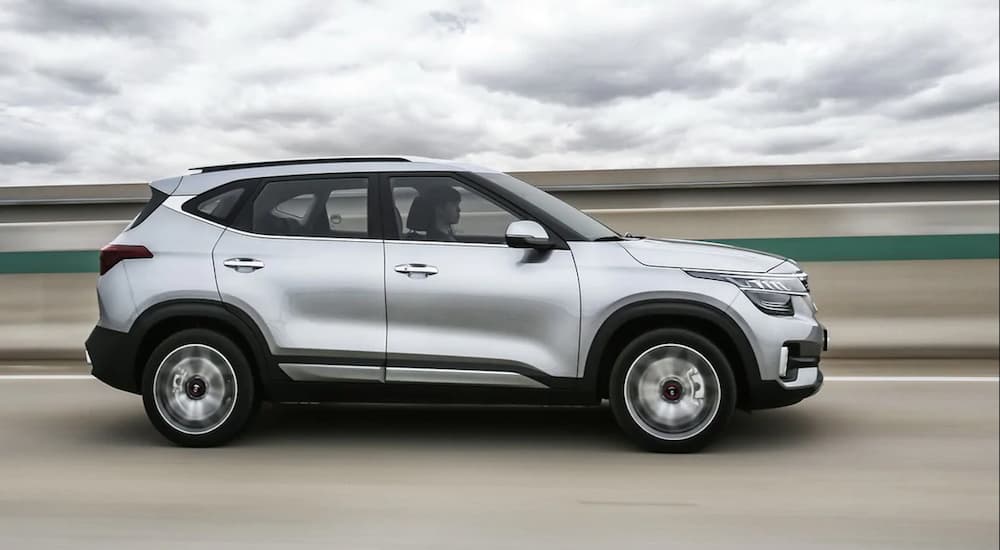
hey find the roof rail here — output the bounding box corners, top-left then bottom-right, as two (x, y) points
(190, 157), (411, 173)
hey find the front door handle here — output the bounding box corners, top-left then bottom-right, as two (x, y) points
(223, 258), (265, 272)
(394, 263), (439, 276)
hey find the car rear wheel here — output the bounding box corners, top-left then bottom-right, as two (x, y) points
(609, 328), (736, 452)
(141, 329), (257, 447)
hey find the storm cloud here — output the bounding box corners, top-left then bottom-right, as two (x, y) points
(0, 0), (995, 186)
(0, 132), (69, 165)
(34, 64), (119, 96)
(5, 0), (200, 37)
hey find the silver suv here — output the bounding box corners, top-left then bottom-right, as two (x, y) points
(86, 157), (826, 451)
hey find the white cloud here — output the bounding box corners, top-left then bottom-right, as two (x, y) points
(0, 0), (996, 185)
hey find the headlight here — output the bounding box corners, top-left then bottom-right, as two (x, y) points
(685, 270), (809, 316)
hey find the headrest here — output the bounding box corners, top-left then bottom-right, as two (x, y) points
(406, 195), (433, 231)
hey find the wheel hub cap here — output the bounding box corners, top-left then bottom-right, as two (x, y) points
(623, 343), (722, 441)
(185, 376), (207, 400)
(661, 379), (683, 402)
(152, 344), (238, 435)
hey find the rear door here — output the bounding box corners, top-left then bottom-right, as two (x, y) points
(213, 174), (386, 382)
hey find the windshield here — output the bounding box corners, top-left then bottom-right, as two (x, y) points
(477, 172), (621, 241)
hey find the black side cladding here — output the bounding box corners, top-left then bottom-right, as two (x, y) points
(128, 188), (168, 230)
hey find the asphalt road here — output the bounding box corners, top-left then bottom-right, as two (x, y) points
(0, 360), (997, 549)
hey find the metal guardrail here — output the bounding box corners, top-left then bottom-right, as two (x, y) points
(2, 200), (998, 254)
(4, 173), (1000, 205)
(2, 159), (997, 204)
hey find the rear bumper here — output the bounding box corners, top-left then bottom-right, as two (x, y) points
(85, 325), (140, 394)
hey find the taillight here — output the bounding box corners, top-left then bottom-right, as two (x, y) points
(99, 244), (153, 275)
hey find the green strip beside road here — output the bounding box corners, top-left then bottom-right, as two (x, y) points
(711, 233), (1000, 262)
(0, 250), (99, 274)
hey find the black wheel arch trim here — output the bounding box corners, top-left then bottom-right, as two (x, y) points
(108, 299), (278, 395)
(581, 299), (761, 403)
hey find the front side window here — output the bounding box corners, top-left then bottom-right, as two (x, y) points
(252, 177), (369, 238)
(477, 172), (620, 241)
(390, 176), (521, 244)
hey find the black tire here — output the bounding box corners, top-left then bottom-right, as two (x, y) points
(609, 328), (736, 453)
(141, 329), (257, 447)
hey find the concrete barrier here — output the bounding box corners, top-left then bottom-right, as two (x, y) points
(2, 259), (995, 360)
(1, 256), (996, 360)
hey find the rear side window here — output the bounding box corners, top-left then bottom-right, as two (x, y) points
(127, 188), (168, 230)
(326, 187), (369, 234)
(251, 177), (370, 238)
(271, 193), (316, 221)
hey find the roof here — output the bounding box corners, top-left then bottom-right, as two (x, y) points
(190, 157), (412, 172)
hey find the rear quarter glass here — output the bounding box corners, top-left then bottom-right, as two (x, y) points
(128, 188), (168, 230)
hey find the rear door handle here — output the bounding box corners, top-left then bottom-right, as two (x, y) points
(394, 263), (438, 276)
(223, 258), (265, 272)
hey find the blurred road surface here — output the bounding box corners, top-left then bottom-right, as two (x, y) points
(0, 360), (997, 549)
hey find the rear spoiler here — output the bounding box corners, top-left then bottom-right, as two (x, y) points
(150, 176), (183, 195)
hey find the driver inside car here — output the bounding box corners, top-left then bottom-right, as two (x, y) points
(422, 184), (462, 242)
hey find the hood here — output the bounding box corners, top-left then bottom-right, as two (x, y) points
(619, 238), (788, 273)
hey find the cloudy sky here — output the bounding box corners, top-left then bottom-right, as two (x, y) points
(0, 0), (997, 185)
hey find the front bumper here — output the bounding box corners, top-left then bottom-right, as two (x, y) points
(747, 369), (824, 409)
(746, 329), (826, 409)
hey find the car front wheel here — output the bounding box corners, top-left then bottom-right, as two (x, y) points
(609, 328), (736, 452)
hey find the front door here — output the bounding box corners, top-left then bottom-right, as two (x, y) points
(213, 174), (386, 382)
(382, 174), (580, 388)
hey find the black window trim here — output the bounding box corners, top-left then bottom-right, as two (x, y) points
(377, 171), (570, 249)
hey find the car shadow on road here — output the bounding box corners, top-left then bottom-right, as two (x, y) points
(79, 400), (824, 453)
(234, 401), (825, 453)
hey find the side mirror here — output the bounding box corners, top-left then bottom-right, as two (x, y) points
(505, 220), (554, 249)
